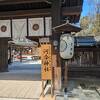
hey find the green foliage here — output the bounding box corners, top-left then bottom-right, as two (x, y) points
(77, 14), (100, 36)
(80, 16), (89, 29)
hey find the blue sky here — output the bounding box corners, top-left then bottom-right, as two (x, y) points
(81, 0), (100, 17)
(76, 0), (100, 26)
(81, 0), (89, 17)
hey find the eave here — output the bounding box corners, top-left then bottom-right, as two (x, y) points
(52, 23), (82, 33)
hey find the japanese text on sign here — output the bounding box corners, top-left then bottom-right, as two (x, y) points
(41, 44), (52, 80)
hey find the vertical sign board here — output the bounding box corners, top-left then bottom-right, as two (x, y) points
(45, 17), (52, 36)
(41, 44), (52, 80)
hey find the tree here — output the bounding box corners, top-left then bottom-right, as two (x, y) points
(80, 16), (89, 29)
(91, 14), (100, 36)
(77, 14), (100, 36)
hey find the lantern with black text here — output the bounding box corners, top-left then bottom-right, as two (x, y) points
(60, 34), (74, 59)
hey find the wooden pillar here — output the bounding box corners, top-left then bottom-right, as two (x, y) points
(64, 61), (68, 92)
(52, 0), (62, 91)
(52, 0), (62, 27)
(20, 47), (22, 62)
(8, 45), (12, 64)
(0, 38), (8, 72)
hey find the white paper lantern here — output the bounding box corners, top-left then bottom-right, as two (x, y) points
(60, 34), (74, 59)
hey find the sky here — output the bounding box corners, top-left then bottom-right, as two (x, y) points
(75, 0), (100, 26)
(81, 0), (89, 17)
(81, 0), (100, 17)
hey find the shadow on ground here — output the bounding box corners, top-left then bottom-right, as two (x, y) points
(0, 60), (41, 81)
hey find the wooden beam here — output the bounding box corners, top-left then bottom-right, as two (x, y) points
(0, 6), (82, 19)
(0, 9), (51, 19)
(75, 47), (100, 52)
(0, 0), (48, 5)
(62, 6), (82, 15)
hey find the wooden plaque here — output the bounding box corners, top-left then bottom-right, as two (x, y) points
(41, 44), (52, 80)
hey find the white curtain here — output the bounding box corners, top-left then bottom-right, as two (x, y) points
(12, 19), (27, 41)
(0, 20), (11, 37)
(45, 17), (52, 36)
(28, 18), (44, 36)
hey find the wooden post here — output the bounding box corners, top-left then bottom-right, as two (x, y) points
(42, 81), (44, 97)
(0, 38), (8, 72)
(20, 47), (22, 62)
(8, 44), (12, 64)
(64, 61), (68, 90)
(51, 0), (62, 92)
(52, 55), (61, 91)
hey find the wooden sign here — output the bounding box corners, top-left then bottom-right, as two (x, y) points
(39, 37), (50, 43)
(45, 17), (52, 36)
(41, 44), (52, 80)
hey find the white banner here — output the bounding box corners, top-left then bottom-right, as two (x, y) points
(45, 17), (52, 36)
(29, 18), (44, 36)
(12, 19), (27, 41)
(0, 20), (11, 37)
